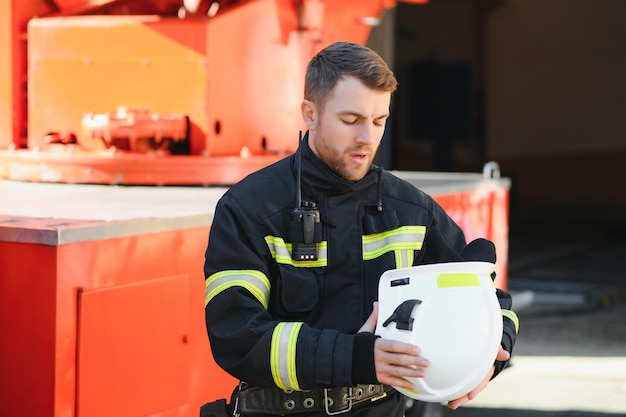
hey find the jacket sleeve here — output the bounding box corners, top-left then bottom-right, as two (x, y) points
(421, 200), (468, 264)
(492, 288), (519, 379)
(204, 194), (361, 390)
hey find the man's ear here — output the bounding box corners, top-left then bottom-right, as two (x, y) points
(301, 99), (317, 129)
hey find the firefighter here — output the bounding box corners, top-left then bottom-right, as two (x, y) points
(203, 41), (518, 417)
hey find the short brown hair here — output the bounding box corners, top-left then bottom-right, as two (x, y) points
(304, 41), (398, 107)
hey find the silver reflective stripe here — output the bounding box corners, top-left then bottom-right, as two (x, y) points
(394, 249), (414, 269)
(271, 322), (302, 390)
(204, 270), (270, 309)
(363, 226), (426, 262)
(265, 235), (328, 267)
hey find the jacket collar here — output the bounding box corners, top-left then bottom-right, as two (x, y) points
(293, 131), (383, 208)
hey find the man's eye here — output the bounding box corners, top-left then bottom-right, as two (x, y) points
(342, 119), (358, 125)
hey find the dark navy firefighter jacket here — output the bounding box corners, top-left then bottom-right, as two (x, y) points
(203, 134), (518, 395)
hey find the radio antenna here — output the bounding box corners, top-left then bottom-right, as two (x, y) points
(296, 130), (303, 208)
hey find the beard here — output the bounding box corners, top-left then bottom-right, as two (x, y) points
(311, 130), (376, 182)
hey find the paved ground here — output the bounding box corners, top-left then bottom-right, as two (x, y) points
(439, 219), (626, 417)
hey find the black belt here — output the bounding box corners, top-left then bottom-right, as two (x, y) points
(235, 383), (394, 415)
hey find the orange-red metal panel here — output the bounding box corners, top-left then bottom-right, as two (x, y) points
(11, 0), (56, 147)
(197, 0), (394, 156)
(0, 241), (57, 417)
(0, 0), (13, 148)
(53, 0), (111, 10)
(0, 150), (283, 185)
(49, 0), (185, 16)
(6, 0), (433, 186)
(434, 187), (510, 290)
(25, 5), (321, 158)
(0, 221), (236, 417)
(2, 0), (204, 148)
(54, 228), (236, 417)
(204, 0), (308, 157)
(77, 275), (190, 417)
(27, 16), (210, 156)
(22, 0), (399, 186)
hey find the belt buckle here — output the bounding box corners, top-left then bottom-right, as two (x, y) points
(324, 387), (354, 415)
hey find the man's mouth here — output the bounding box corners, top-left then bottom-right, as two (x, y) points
(349, 152), (369, 163)
(348, 147), (371, 163)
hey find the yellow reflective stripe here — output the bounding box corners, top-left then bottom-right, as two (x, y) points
(437, 273), (480, 288)
(204, 270), (270, 309)
(362, 226), (425, 261)
(271, 322), (302, 390)
(502, 309), (520, 334)
(265, 236), (328, 267)
(394, 249), (414, 269)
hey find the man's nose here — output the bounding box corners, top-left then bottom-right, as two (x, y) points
(356, 123), (374, 144)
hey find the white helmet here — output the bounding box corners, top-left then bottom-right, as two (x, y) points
(375, 261), (502, 403)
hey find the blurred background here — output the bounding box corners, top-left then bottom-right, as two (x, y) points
(1, 1), (624, 416)
(368, 0), (626, 231)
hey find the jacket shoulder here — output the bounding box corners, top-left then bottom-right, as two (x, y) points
(220, 156), (295, 217)
(380, 170), (432, 207)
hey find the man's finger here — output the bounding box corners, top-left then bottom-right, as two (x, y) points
(358, 302), (379, 333)
(496, 346), (511, 362)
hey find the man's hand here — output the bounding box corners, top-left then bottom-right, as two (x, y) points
(359, 302), (430, 390)
(447, 346), (511, 410)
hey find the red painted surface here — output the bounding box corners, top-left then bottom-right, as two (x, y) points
(1, 0), (427, 185)
(0, 149), (284, 185)
(0, 242), (57, 417)
(77, 276), (192, 417)
(0, 224), (237, 417)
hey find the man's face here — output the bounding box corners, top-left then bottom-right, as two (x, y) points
(302, 76), (391, 182)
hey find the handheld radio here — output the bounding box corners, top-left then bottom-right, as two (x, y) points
(289, 131), (321, 261)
